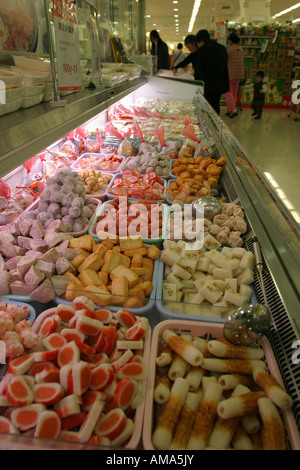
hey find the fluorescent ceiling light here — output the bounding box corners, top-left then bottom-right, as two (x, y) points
(292, 17), (300, 22)
(188, 0), (202, 33)
(273, 2), (300, 18)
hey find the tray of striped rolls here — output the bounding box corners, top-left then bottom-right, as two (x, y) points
(142, 320), (300, 451)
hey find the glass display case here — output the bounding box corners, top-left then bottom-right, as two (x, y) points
(0, 75), (299, 450)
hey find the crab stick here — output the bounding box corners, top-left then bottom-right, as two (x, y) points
(162, 330), (203, 367)
(88, 435), (111, 447)
(103, 322), (117, 355)
(54, 395), (82, 419)
(113, 378), (138, 410)
(115, 309), (137, 328)
(60, 431), (81, 443)
(94, 309), (113, 324)
(95, 408), (127, 441)
(11, 404), (46, 432)
(111, 350), (134, 372)
(93, 326), (108, 353)
(75, 314), (103, 337)
(73, 297), (95, 313)
(59, 364), (73, 394)
(28, 361), (56, 377)
(73, 339), (95, 360)
(78, 399), (104, 443)
(43, 333), (67, 351)
(0, 416), (19, 434)
(61, 411), (88, 431)
(110, 418), (134, 447)
(35, 365), (60, 384)
(60, 328), (85, 344)
(72, 361), (92, 395)
(39, 315), (61, 337)
(89, 353), (109, 367)
(116, 358), (146, 381)
(57, 341), (80, 368)
(33, 349), (59, 362)
(5, 375), (33, 407)
(34, 410), (61, 440)
(8, 355), (34, 376)
(56, 305), (76, 323)
(82, 390), (106, 411)
(125, 318), (148, 341)
(32, 382), (64, 406)
(90, 363), (114, 391)
(116, 340), (144, 350)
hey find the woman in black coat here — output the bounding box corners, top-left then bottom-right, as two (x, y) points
(150, 30), (170, 70)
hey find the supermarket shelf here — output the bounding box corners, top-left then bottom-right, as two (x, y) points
(0, 77), (146, 178)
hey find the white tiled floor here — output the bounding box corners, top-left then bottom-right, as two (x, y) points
(221, 106), (300, 221)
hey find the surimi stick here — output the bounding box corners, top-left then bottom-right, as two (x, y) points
(201, 376), (217, 395)
(57, 341), (80, 368)
(217, 391), (265, 419)
(116, 340), (144, 350)
(187, 382), (223, 450)
(202, 358), (266, 375)
(232, 424), (254, 450)
(43, 333), (67, 351)
(154, 375), (171, 405)
(185, 366), (206, 392)
(8, 355), (34, 376)
(110, 418), (134, 447)
(111, 350), (134, 372)
(169, 393), (201, 450)
(192, 337), (213, 358)
(5, 376), (33, 407)
(207, 339), (265, 360)
(253, 367), (294, 410)
(156, 345), (173, 367)
(152, 377), (190, 450)
(34, 410), (61, 439)
(241, 413), (261, 435)
(61, 411), (87, 431)
(78, 399), (105, 443)
(95, 408), (127, 441)
(90, 363), (114, 391)
(11, 404), (46, 432)
(208, 384), (250, 449)
(0, 416), (19, 435)
(161, 329), (203, 367)
(258, 397), (286, 450)
(218, 373), (254, 390)
(32, 383), (64, 406)
(113, 378), (138, 410)
(168, 355), (188, 381)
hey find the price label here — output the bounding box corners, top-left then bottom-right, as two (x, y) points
(53, 0), (82, 92)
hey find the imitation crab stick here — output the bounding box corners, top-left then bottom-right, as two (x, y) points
(34, 410), (61, 439)
(113, 378), (138, 410)
(110, 418), (134, 447)
(103, 322), (117, 355)
(82, 390), (106, 411)
(94, 309), (113, 324)
(33, 349), (59, 362)
(88, 435), (111, 447)
(75, 314), (103, 337)
(95, 408), (127, 441)
(35, 365), (60, 384)
(125, 318), (148, 341)
(60, 430), (81, 443)
(10, 404), (46, 432)
(54, 394), (82, 419)
(73, 339), (95, 360)
(0, 416), (19, 434)
(5, 375), (33, 406)
(60, 328), (85, 344)
(78, 399), (104, 443)
(111, 350), (134, 372)
(73, 297), (95, 314)
(39, 316), (61, 337)
(57, 341), (80, 368)
(115, 309), (137, 328)
(90, 363), (114, 391)
(72, 361), (92, 395)
(61, 411), (87, 431)
(93, 326), (108, 352)
(8, 355), (34, 376)
(56, 305), (76, 323)
(43, 333), (67, 351)
(28, 361), (56, 377)
(116, 358), (146, 381)
(32, 382), (64, 406)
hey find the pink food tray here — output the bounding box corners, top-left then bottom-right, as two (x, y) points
(31, 307), (151, 450)
(142, 319), (300, 451)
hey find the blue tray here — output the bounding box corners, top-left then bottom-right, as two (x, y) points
(155, 259), (257, 324)
(71, 153), (125, 174)
(54, 258), (160, 316)
(105, 173), (168, 204)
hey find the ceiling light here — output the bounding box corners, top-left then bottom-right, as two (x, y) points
(174, 8), (178, 11)
(292, 17), (300, 23)
(188, 0), (202, 33)
(174, 14), (178, 17)
(273, 2), (300, 18)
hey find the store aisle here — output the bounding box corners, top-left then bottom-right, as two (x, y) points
(221, 107), (300, 223)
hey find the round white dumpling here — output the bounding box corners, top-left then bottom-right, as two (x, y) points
(81, 205), (93, 218)
(69, 206), (81, 219)
(48, 203), (61, 216)
(72, 197), (85, 208)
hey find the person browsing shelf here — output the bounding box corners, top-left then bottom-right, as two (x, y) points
(150, 30), (170, 70)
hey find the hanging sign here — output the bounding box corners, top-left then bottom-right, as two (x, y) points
(215, 21), (227, 46)
(53, 0), (82, 92)
(87, 12), (102, 83)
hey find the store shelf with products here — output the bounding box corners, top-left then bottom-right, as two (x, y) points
(0, 76), (299, 450)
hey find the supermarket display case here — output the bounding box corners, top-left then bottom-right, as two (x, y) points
(0, 74), (299, 449)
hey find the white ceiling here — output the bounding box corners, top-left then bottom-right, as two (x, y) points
(145, 0), (300, 46)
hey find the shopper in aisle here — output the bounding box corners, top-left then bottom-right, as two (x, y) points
(171, 35), (203, 80)
(150, 30), (170, 70)
(170, 43), (187, 69)
(245, 71), (267, 119)
(225, 32), (245, 118)
(194, 29), (230, 115)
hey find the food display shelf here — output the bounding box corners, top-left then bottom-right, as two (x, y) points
(0, 75), (299, 448)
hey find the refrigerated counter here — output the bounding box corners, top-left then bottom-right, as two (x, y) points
(0, 75), (299, 448)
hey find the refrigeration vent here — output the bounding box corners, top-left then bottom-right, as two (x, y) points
(244, 236), (300, 430)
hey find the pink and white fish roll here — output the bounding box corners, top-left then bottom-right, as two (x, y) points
(152, 377), (190, 450)
(169, 392), (201, 450)
(253, 366), (294, 410)
(187, 382), (223, 450)
(161, 329), (203, 367)
(207, 339), (265, 360)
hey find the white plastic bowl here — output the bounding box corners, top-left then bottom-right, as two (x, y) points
(12, 55), (51, 73)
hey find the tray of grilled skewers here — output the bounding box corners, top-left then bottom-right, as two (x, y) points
(142, 320), (300, 451)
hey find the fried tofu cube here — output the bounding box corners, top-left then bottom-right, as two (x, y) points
(83, 285), (112, 307)
(147, 244), (162, 261)
(78, 254), (104, 273)
(71, 250), (90, 269)
(65, 282), (83, 301)
(110, 265), (139, 288)
(79, 269), (105, 287)
(111, 276), (129, 305)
